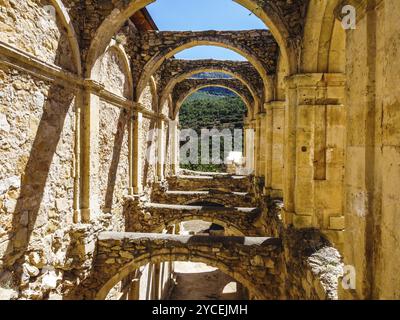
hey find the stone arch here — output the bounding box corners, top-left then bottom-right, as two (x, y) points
(84, 0), (295, 82)
(86, 233), (283, 300)
(124, 200), (261, 236)
(159, 68), (262, 116)
(96, 253), (256, 300)
(92, 40), (134, 99)
(136, 39), (274, 105)
(173, 83), (253, 120)
(301, 0), (345, 73)
(327, 19), (345, 73)
(233, 0), (297, 75)
(50, 0), (82, 75)
(149, 216), (246, 237)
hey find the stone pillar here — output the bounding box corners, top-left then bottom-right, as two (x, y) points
(173, 224), (180, 235)
(264, 103), (273, 195)
(169, 120), (179, 175)
(252, 118), (259, 176)
(128, 108), (134, 195)
(128, 278), (140, 300)
(264, 101), (285, 197)
(133, 111), (143, 194)
(153, 263), (161, 300)
(282, 73), (346, 242)
(244, 120), (254, 174)
(157, 119), (165, 181)
(80, 81), (101, 222)
(258, 113), (266, 179)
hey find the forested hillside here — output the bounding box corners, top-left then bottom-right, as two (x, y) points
(179, 87), (246, 172)
(179, 88), (246, 130)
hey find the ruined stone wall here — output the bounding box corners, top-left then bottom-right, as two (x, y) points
(71, 232), (284, 300)
(139, 115), (157, 194)
(95, 47), (131, 232)
(255, 199), (343, 300)
(139, 85), (155, 112)
(97, 102), (129, 230)
(99, 47), (131, 97)
(0, 0), (80, 299)
(160, 100), (170, 119)
(0, 68), (76, 299)
(0, 1), (167, 299)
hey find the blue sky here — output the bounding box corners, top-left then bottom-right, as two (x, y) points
(147, 0), (266, 61)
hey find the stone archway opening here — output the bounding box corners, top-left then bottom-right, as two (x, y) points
(104, 259), (250, 301)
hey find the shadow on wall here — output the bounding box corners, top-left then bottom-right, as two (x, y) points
(2, 27), (76, 289)
(142, 118), (157, 188)
(3, 87), (74, 284)
(104, 109), (129, 212)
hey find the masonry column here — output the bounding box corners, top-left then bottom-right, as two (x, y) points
(258, 112), (266, 180)
(282, 74), (346, 243)
(264, 101), (285, 197)
(128, 108), (134, 195)
(264, 103), (273, 195)
(133, 110), (143, 194)
(128, 269), (142, 300)
(157, 118), (165, 181)
(244, 119), (254, 174)
(80, 80), (102, 222)
(153, 263), (161, 300)
(169, 119), (179, 175)
(253, 117), (260, 176)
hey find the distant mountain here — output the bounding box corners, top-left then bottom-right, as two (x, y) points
(198, 87), (236, 97)
(191, 72), (233, 79)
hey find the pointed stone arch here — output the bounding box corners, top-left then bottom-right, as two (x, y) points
(50, 0), (82, 75)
